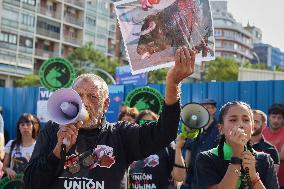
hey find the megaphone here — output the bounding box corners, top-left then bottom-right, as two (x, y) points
(47, 88), (90, 125)
(180, 103), (210, 139)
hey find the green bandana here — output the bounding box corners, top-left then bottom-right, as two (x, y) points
(211, 143), (241, 189)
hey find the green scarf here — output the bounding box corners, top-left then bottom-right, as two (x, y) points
(211, 143), (241, 189)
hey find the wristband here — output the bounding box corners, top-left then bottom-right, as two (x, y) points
(173, 163), (187, 169)
(230, 157), (242, 164)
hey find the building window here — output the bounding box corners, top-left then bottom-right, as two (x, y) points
(214, 29), (222, 37)
(21, 0), (36, 6)
(215, 41), (221, 48)
(86, 17), (96, 27)
(0, 79), (5, 87)
(21, 13), (35, 26)
(2, 8), (19, 20)
(0, 32), (17, 44)
(20, 36), (33, 48)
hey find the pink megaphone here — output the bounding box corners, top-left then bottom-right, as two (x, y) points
(47, 88), (90, 125)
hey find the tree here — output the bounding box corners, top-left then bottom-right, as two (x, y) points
(147, 68), (169, 84)
(204, 57), (239, 81)
(68, 42), (120, 84)
(242, 62), (267, 70)
(14, 74), (40, 87)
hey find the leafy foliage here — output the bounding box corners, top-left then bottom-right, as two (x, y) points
(204, 57), (239, 81)
(14, 74), (40, 87)
(67, 42), (120, 84)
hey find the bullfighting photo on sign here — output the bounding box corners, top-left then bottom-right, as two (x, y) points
(114, 0), (215, 74)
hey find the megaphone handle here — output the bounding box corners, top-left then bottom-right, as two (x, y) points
(61, 144), (67, 163)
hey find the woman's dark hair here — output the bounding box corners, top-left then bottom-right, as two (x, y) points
(13, 113), (38, 147)
(217, 101), (254, 188)
(117, 106), (139, 121)
(135, 110), (159, 124)
(218, 101), (253, 125)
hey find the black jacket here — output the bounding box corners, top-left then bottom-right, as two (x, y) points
(24, 101), (180, 189)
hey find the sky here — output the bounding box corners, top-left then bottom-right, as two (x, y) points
(214, 0), (284, 51)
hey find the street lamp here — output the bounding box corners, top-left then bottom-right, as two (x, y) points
(251, 51), (260, 64)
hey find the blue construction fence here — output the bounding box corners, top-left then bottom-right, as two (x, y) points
(1, 80), (284, 139)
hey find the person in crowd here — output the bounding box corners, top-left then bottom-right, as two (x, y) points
(181, 99), (219, 189)
(24, 46), (196, 189)
(196, 101), (279, 189)
(128, 110), (186, 189)
(251, 110), (280, 173)
(0, 106), (5, 160)
(3, 113), (39, 181)
(32, 115), (41, 137)
(117, 105), (139, 123)
(262, 103), (284, 189)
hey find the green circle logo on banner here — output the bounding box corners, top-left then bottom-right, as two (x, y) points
(39, 57), (76, 91)
(124, 86), (164, 115)
(0, 174), (24, 189)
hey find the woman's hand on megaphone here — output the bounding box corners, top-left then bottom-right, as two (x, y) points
(53, 121), (83, 159)
(176, 135), (186, 149)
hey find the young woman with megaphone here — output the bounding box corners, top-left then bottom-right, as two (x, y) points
(195, 101), (279, 189)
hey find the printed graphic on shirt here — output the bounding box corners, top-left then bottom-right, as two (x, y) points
(91, 145), (116, 168)
(143, 155), (159, 168)
(129, 155), (160, 189)
(59, 177), (105, 189)
(64, 145), (116, 174)
(129, 173), (157, 189)
(12, 149), (32, 173)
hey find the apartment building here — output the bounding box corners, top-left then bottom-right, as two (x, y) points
(0, 0), (117, 86)
(211, 1), (254, 63)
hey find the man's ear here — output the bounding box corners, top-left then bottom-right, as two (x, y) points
(103, 98), (110, 114)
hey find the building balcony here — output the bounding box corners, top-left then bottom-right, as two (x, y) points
(215, 35), (252, 49)
(19, 46), (33, 55)
(64, 16), (83, 27)
(0, 42), (17, 51)
(38, 7), (61, 20)
(63, 36), (82, 46)
(36, 27), (60, 40)
(3, 0), (20, 7)
(35, 48), (59, 58)
(22, 2), (36, 11)
(0, 53), (16, 64)
(20, 24), (35, 33)
(1, 18), (19, 29)
(64, 0), (84, 8)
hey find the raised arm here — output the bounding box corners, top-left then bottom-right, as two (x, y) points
(165, 47), (195, 105)
(121, 47), (196, 163)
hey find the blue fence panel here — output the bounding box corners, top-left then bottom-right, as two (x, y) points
(191, 82), (207, 103)
(181, 84), (192, 106)
(273, 81), (284, 104)
(255, 81), (274, 113)
(239, 81), (257, 108)
(0, 87), (38, 140)
(223, 81), (239, 103)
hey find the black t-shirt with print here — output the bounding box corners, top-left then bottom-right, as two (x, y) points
(24, 101), (181, 189)
(253, 137), (280, 165)
(195, 150), (279, 189)
(128, 144), (175, 189)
